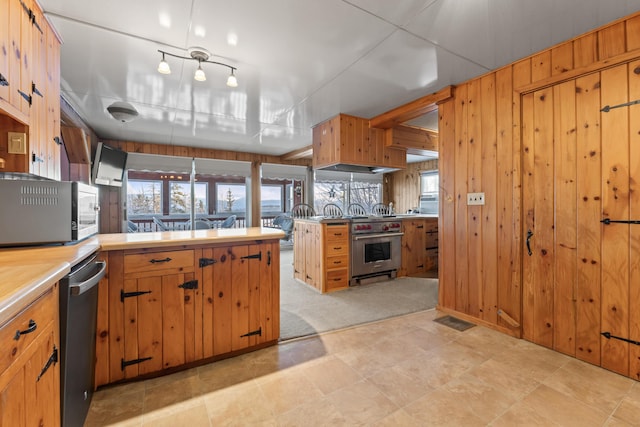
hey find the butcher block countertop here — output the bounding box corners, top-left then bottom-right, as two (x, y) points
(0, 227), (283, 327)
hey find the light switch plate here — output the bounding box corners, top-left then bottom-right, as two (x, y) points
(467, 192), (485, 205)
(8, 132), (27, 154)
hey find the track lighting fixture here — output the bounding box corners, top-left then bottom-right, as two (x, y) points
(157, 47), (238, 87)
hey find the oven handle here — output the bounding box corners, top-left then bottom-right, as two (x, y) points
(69, 261), (107, 296)
(353, 232), (404, 241)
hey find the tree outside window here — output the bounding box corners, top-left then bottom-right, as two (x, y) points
(127, 180), (162, 215)
(216, 183), (246, 213)
(170, 182), (208, 214)
(314, 181), (381, 214)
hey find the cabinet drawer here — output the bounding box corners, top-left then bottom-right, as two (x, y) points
(324, 224), (349, 241)
(325, 268), (349, 292)
(326, 255), (349, 269)
(124, 250), (195, 274)
(0, 288), (55, 373)
(324, 240), (349, 256)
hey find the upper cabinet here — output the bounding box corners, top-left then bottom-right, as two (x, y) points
(0, 0), (61, 179)
(312, 113), (407, 171)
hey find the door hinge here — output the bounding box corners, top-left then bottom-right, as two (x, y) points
(121, 357), (152, 371)
(241, 252), (262, 261)
(120, 289), (152, 302)
(601, 332), (640, 346)
(178, 279), (198, 290)
(0, 74), (8, 87)
(17, 89), (32, 106)
(36, 345), (58, 382)
(240, 327), (262, 338)
(601, 218), (640, 225)
(199, 257), (217, 267)
(19, 0), (42, 34)
(31, 82), (43, 97)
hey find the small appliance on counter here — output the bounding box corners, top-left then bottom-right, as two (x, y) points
(0, 173), (99, 246)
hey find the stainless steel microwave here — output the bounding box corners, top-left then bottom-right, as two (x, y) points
(0, 175), (99, 246)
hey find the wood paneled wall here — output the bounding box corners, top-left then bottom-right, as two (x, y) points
(438, 12), (640, 336)
(97, 139), (312, 234)
(386, 159), (438, 212)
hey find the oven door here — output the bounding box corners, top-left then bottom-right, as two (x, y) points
(351, 232), (403, 278)
(72, 182), (100, 241)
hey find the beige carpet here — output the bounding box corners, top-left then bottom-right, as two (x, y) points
(279, 247), (439, 340)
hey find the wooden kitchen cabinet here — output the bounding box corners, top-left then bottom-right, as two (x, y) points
(200, 241), (279, 358)
(293, 220), (350, 293)
(96, 240), (280, 387)
(0, 0), (61, 179)
(424, 218), (438, 271)
(312, 113), (407, 171)
(0, 286), (60, 427)
(401, 219), (426, 276)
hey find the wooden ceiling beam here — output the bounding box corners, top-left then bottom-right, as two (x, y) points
(281, 145), (313, 161)
(369, 86), (453, 129)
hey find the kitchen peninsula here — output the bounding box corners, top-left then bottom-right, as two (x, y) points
(0, 227), (283, 425)
(293, 215), (437, 294)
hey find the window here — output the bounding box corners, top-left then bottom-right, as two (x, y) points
(169, 182), (208, 214)
(349, 182), (382, 212)
(261, 185), (282, 213)
(420, 171), (439, 194)
(216, 183), (246, 213)
(127, 180), (162, 215)
(313, 180), (381, 214)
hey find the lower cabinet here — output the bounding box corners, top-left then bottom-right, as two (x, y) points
(95, 240), (280, 387)
(0, 287), (60, 427)
(400, 218), (438, 277)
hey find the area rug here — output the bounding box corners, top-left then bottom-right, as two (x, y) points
(433, 315), (476, 331)
(279, 247), (439, 340)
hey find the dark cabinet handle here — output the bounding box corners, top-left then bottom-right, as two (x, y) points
(149, 257), (172, 264)
(526, 229), (533, 256)
(14, 319), (37, 340)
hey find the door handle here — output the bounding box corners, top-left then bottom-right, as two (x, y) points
(526, 229), (533, 256)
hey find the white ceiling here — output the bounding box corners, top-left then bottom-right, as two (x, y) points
(40, 0), (640, 157)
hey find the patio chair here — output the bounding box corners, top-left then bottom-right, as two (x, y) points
(152, 217), (172, 231)
(291, 203), (315, 218)
(322, 203), (343, 218)
(127, 220), (138, 233)
(220, 215), (237, 228)
(346, 203), (367, 216)
(280, 217), (294, 241)
(371, 203), (391, 216)
(188, 219), (211, 230)
(272, 214), (289, 228)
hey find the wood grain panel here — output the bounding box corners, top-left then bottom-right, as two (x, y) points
(270, 242), (280, 341)
(136, 276), (162, 374)
(439, 98), (456, 309)
(122, 278), (139, 378)
(575, 72), (602, 366)
(553, 80), (577, 357)
(600, 64), (630, 376)
(213, 246), (232, 355)
(231, 245), (249, 351)
(598, 22), (627, 60)
(201, 247), (214, 358)
(467, 79), (482, 317)
(247, 244), (261, 347)
(626, 15), (640, 51)
(454, 84), (469, 313)
(531, 51), (552, 83)
(628, 59), (640, 380)
(533, 87), (555, 348)
(521, 92), (535, 342)
(480, 74), (497, 323)
(551, 42), (574, 76)
(495, 66), (518, 330)
(107, 251), (125, 383)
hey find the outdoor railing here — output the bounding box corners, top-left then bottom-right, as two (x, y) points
(129, 214), (283, 232)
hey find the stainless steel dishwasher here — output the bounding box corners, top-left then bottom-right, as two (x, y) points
(59, 252), (106, 427)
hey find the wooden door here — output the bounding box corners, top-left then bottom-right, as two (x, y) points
(522, 62), (640, 379)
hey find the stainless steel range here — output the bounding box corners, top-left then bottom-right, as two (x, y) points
(350, 216), (403, 286)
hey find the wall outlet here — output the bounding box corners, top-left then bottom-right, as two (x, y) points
(467, 192), (485, 206)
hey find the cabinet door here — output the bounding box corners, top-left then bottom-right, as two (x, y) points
(0, 0), (9, 103)
(121, 271), (198, 377)
(0, 327), (59, 427)
(293, 222), (306, 282)
(402, 220), (426, 276)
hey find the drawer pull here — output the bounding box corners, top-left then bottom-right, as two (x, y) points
(14, 319), (37, 340)
(149, 257), (172, 264)
(333, 260), (341, 264)
(333, 247), (342, 250)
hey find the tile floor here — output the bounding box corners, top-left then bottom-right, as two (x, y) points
(84, 309), (640, 426)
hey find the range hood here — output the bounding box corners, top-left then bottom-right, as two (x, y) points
(316, 163), (401, 174)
